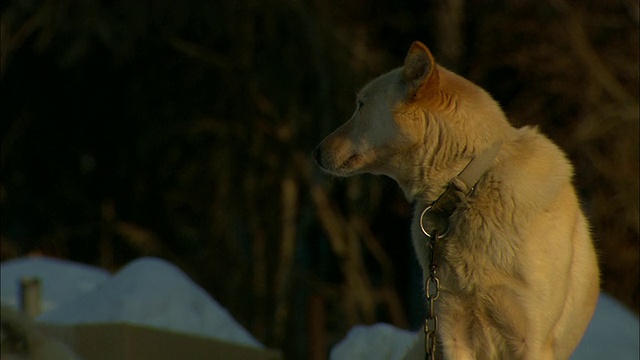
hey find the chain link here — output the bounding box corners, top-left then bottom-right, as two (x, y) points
(417, 151), (492, 359)
(423, 229), (441, 360)
(420, 206), (448, 360)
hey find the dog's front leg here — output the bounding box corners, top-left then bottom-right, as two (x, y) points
(438, 298), (475, 360)
(401, 330), (473, 360)
(521, 338), (556, 360)
(440, 339), (474, 360)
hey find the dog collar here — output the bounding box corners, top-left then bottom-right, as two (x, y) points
(453, 140), (503, 194)
(420, 140), (502, 238)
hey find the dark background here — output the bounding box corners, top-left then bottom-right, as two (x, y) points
(2, 0), (638, 358)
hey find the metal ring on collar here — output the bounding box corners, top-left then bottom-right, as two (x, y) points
(420, 206), (449, 239)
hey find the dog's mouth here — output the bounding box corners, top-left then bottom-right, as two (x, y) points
(314, 142), (368, 175)
(317, 152), (364, 176)
(337, 153), (362, 170)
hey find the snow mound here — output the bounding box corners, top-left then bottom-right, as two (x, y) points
(571, 293), (639, 360)
(37, 257), (263, 348)
(1, 256), (109, 313)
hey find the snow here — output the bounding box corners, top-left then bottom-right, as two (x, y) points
(0, 257), (110, 313)
(2, 256), (638, 359)
(1, 256), (262, 348)
(331, 293), (640, 360)
(571, 293), (640, 360)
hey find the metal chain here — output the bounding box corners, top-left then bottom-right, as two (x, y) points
(420, 206), (446, 360)
(417, 146), (495, 359)
(424, 229), (441, 360)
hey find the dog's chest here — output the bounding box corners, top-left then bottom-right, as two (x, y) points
(411, 222), (496, 291)
(411, 213), (527, 358)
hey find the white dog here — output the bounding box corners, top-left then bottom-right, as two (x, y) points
(315, 41), (599, 359)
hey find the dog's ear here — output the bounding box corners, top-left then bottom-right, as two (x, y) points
(402, 41), (437, 99)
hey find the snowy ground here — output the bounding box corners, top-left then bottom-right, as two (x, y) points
(2, 256), (638, 359)
(1, 256), (262, 348)
(331, 293), (640, 360)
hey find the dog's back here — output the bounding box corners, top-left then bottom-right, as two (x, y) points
(409, 124), (599, 359)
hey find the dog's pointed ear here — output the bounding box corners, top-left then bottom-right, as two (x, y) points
(402, 41), (437, 99)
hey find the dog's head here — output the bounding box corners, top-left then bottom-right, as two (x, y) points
(314, 41), (508, 197)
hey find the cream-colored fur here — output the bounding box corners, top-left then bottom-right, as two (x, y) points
(314, 41), (599, 359)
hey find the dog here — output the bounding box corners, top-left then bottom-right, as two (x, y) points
(314, 41), (599, 359)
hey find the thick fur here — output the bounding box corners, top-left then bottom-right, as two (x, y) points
(314, 42), (599, 359)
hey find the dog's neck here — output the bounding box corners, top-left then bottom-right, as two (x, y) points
(413, 141), (503, 236)
(399, 141), (502, 206)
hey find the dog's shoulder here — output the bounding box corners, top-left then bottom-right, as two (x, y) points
(496, 125), (574, 197)
(462, 125), (576, 242)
